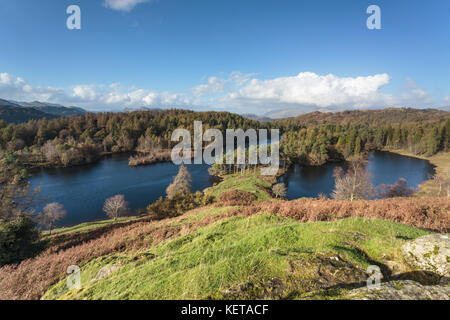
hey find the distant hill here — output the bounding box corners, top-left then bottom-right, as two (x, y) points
(0, 99), (87, 123)
(0, 99), (57, 124)
(258, 106), (450, 121)
(241, 113), (272, 122)
(263, 108), (319, 119)
(11, 100), (86, 117)
(273, 107), (450, 126)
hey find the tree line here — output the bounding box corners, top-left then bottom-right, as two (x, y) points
(0, 109), (260, 168)
(275, 116), (450, 166)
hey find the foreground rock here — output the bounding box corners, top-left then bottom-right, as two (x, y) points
(94, 265), (122, 281)
(345, 280), (450, 300)
(402, 234), (450, 281)
(218, 254), (367, 299)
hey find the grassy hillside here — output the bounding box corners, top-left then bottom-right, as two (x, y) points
(0, 171), (448, 300)
(205, 172), (276, 201)
(42, 216), (430, 300)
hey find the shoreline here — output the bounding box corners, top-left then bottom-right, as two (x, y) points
(382, 148), (449, 196)
(35, 150), (448, 233)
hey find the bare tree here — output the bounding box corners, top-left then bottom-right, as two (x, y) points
(332, 159), (375, 201)
(42, 141), (59, 163)
(379, 178), (414, 198)
(430, 170), (450, 197)
(38, 202), (66, 235)
(103, 194), (129, 220)
(272, 183), (287, 198)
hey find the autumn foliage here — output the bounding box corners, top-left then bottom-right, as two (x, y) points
(0, 196), (448, 300)
(236, 197), (449, 233)
(216, 190), (257, 206)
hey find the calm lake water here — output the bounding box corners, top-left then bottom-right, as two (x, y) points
(29, 151), (434, 227)
(280, 151), (435, 200)
(29, 154), (213, 227)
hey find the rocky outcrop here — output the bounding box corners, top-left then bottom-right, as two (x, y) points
(345, 280), (450, 300)
(402, 234), (449, 282)
(218, 254), (367, 299)
(94, 265), (122, 281)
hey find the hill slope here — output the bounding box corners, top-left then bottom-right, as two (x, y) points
(43, 216), (431, 300)
(0, 171), (448, 300)
(11, 100), (86, 117)
(273, 107), (450, 126)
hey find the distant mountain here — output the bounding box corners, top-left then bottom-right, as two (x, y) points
(241, 113), (272, 122)
(0, 99), (87, 123)
(11, 100), (87, 117)
(0, 99), (57, 124)
(124, 106), (164, 113)
(263, 109), (308, 119)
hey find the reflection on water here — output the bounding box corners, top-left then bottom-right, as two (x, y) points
(29, 154), (213, 227)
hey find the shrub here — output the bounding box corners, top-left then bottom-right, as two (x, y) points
(0, 215), (40, 266)
(236, 197), (450, 233)
(147, 192), (213, 220)
(379, 178), (414, 198)
(272, 183), (287, 198)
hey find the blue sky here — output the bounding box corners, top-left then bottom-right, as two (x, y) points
(0, 0), (449, 114)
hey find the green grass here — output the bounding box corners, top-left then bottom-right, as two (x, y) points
(205, 172), (274, 201)
(43, 215), (431, 300)
(44, 216), (141, 236)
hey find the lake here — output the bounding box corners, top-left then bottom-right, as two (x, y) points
(29, 151), (434, 227)
(280, 151), (435, 200)
(29, 154), (213, 227)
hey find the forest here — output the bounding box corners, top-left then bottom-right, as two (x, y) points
(273, 108), (450, 165)
(0, 109), (260, 169)
(0, 107), (448, 171)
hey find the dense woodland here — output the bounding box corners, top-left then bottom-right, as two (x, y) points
(0, 107), (448, 170)
(273, 108), (450, 165)
(0, 109), (260, 169)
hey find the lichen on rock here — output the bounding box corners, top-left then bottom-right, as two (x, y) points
(344, 280), (450, 300)
(402, 234), (449, 281)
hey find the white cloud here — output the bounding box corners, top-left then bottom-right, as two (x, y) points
(190, 72), (257, 98)
(0, 72), (65, 102)
(444, 96), (450, 104)
(103, 0), (151, 12)
(0, 71), (445, 114)
(227, 72), (391, 109)
(72, 85), (99, 100)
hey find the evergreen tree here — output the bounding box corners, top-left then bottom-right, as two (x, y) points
(166, 164), (192, 198)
